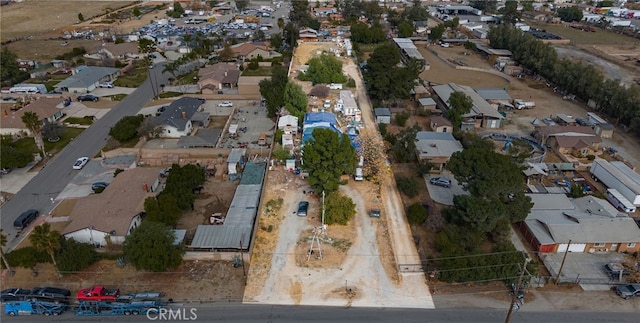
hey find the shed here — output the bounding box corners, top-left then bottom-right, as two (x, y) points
(430, 115), (453, 133)
(282, 133), (294, 148)
(278, 115), (299, 130)
(227, 148), (247, 175)
(594, 123), (614, 139)
(374, 108), (391, 124)
(556, 114), (576, 126)
(418, 97), (438, 112)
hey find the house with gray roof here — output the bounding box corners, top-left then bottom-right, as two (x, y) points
(431, 83), (504, 129)
(517, 194), (640, 254)
(415, 131), (463, 173)
(54, 66), (120, 93)
(154, 97), (207, 138)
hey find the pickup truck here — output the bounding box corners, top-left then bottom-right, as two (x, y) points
(76, 286), (120, 302)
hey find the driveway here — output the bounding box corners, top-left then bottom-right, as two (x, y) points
(425, 171), (469, 206)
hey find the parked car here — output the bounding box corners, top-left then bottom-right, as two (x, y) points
(542, 117), (556, 126)
(73, 157), (89, 170)
(1, 167), (11, 175)
(28, 287), (71, 303)
(77, 94), (99, 102)
(156, 105), (168, 113)
(218, 101), (233, 107)
(76, 286), (120, 302)
(430, 177), (451, 188)
(297, 201), (309, 217)
(98, 82), (114, 88)
(13, 209), (39, 229)
(1, 288), (31, 303)
(91, 182), (109, 191)
(615, 284), (640, 299)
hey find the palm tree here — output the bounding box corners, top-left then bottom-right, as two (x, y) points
(277, 17), (285, 35)
(1, 229), (14, 276)
(29, 223), (62, 278)
(21, 112), (46, 158)
(162, 61), (179, 81)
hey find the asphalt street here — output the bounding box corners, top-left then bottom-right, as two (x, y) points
(0, 305), (638, 322)
(0, 63), (172, 250)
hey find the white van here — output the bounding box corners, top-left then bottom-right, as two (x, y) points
(329, 83), (343, 90)
(354, 168), (363, 181)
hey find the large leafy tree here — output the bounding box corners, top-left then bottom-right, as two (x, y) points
(446, 91), (473, 131)
(324, 191), (356, 225)
(55, 238), (98, 273)
(403, 1), (430, 21)
(398, 21), (415, 38)
(0, 48), (30, 87)
(123, 221), (184, 272)
(500, 0), (521, 24)
(259, 65), (289, 117)
(235, 0), (249, 11)
(283, 22), (299, 49)
(302, 128), (358, 192)
(557, 7), (583, 22)
(350, 23), (386, 44)
(0, 135), (33, 169)
(29, 223), (62, 277)
(390, 125), (421, 163)
(283, 82), (308, 120)
(269, 33), (283, 52)
(21, 112), (46, 158)
(300, 53), (346, 84)
(138, 38), (156, 54)
(144, 195), (182, 226)
(446, 135), (532, 236)
(162, 164), (205, 211)
(364, 43), (420, 102)
(109, 115), (144, 142)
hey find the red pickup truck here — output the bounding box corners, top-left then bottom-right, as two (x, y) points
(76, 286), (120, 302)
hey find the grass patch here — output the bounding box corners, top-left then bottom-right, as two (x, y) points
(12, 137), (38, 155)
(176, 70), (199, 85)
(110, 94), (128, 101)
(114, 65), (148, 88)
(159, 91), (182, 99)
(526, 20), (640, 46)
(44, 127), (85, 154)
(64, 116), (94, 125)
(241, 66), (273, 76)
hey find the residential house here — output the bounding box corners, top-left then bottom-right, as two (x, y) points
(278, 115), (299, 135)
(298, 28), (319, 42)
(535, 126), (601, 156)
(197, 63), (241, 94)
(336, 90), (361, 122)
(0, 98), (66, 136)
(430, 116), (453, 133)
(518, 194), (640, 253)
(54, 66), (120, 93)
(415, 132), (463, 172)
(432, 83), (504, 129)
(99, 42), (142, 61)
(229, 42), (282, 61)
(62, 167), (161, 246)
(374, 108), (391, 124)
(154, 97), (206, 138)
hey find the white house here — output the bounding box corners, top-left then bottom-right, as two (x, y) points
(154, 97), (206, 138)
(337, 90), (361, 122)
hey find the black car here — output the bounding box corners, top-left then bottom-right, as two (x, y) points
(1, 288), (31, 302)
(297, 201), (309, 217)
(77, 94), (99, 102)
(29, 287), (71, 303)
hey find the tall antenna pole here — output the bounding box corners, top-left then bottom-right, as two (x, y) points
(505, 256), (529, 323)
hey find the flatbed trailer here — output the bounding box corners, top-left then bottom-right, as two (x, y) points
(75, 301), (163, 316)
(4, 300), (68, 316)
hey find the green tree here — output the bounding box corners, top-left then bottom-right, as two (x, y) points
(1, 48), (30, 87)
(138, 38), (156, 54)
(272, 146), (291, 161)
(162, 61), (179, 80)
(407, 203), (428, 224)
(29, 223), (62, 277)
(162, 164), (205, 211)
(1, 229), (14, 274)
(394, 113), (409, 126)
(0, 135), (33, 169)
(78, 12), (84, 22)
(300, 53), (347, 84)
(302, 128), (358, 193)
(277, 17), (285, 34)
(219, 42), (235, 62)
(144, 195), (182, 226)
(403, 1), (430, 21)
(500, 0), (521, 24)
(4, 247), (50, 269)
(396, 176), (419, 197)
(235, 0), (249, 12)
(21, 112), (46, 158)
(283, 82), (308, 120)
(283, 22), (299, 48)
(109, 115), (144, 142)
(324, 191), (356, 225)
(270, 33), (283, 51)
(557, 7), (583, 22)
(398, 20), (415, 38)
(446, 91), (473, 131)
(172, 2), (185, 17)
(469, 0), (498, 12)
(132, 7), (141, 17)
(390, 125), (421, 162)
(259, 65), (289, 117)
(56, 238), (98, 273)
(429, 24), (445, 41)
(123, 221), (184, 272)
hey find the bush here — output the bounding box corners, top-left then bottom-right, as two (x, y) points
(396, 176), (419, 197)
(109, 115), (144, 142)
(586, 155), (596, 161)
(407, 203), (428, 224)
(4, 246), (51, 268)
(346, 78), (356, 88)
(395, 113), (409, 126)
(56, 238), (99, 273)
(378, 123), (387, 137)
(324, 191), (356, 225)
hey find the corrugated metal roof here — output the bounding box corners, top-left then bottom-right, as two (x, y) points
(474, 88), (512, 101)
(55, 66), (119, 88)
(227, 148), (247, 163)
(432, 83), (504, 119)
(240, 162), (266, 185)
(191, 225), (252, 249)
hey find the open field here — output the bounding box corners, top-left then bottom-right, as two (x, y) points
(0, 1), (137, 39)
(526, 21), (640, 46)
(3, 39), (102, 62)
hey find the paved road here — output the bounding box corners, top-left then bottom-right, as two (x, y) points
(1, 305), (638, 322)
(0, 64), (170, 250)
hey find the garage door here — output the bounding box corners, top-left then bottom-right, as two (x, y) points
(557, 243), (587, 253)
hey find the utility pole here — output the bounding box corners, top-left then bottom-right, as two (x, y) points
(505, 256), (529, 323)
(239, 234), (246, 281)
(555, 239), (572, 285)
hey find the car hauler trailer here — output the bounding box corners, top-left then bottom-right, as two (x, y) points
(4, 300), (68, 316)
(75, 301), (163, 316)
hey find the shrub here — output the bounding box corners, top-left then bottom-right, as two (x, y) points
(346, 78), (356, 88)
(324, 191), (356, 225)
(109, 115), (144, 142)
(407, 203), (428, 224)
(378, 123), (387, 137)
(395, 113), (409, 126)
(56, 238), (99, 273)
(396, 176), (419, 197)
(586, 155), (596, 161)
(4, 246), (51, 268)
